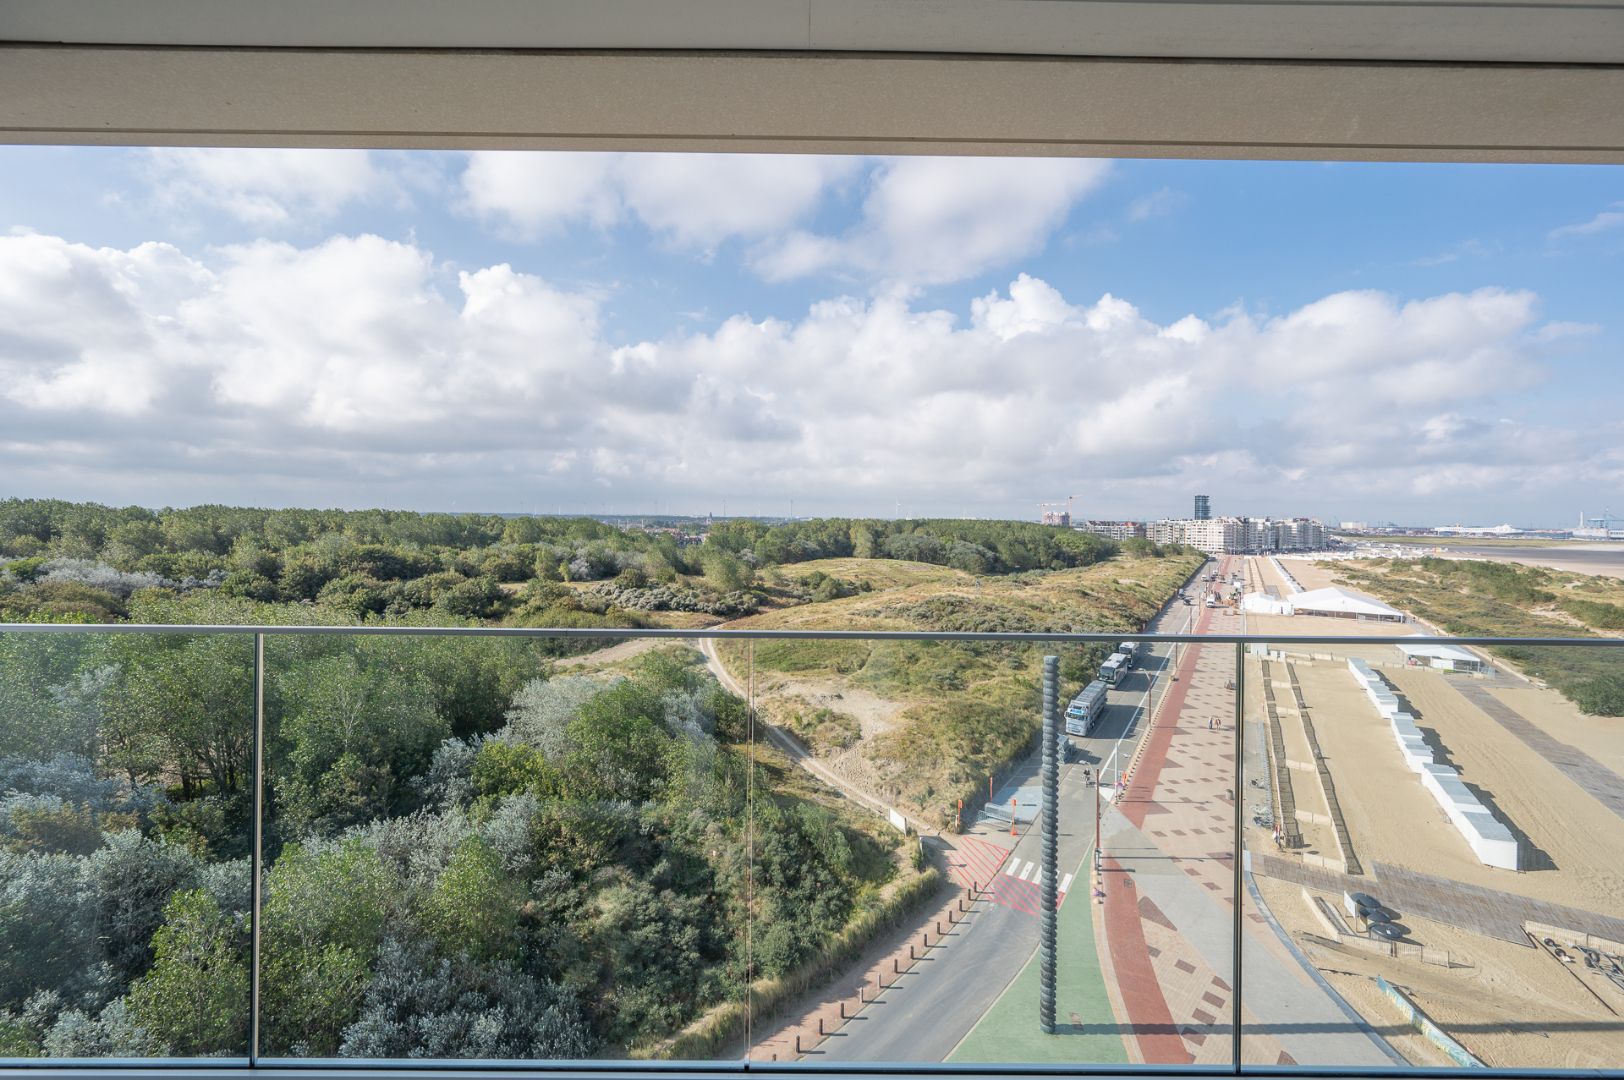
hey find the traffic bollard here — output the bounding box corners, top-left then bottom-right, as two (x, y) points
(795, 1036), (801, 1055)
(819, 1018), (825, 1036)
(840, 1002), (846, 1020)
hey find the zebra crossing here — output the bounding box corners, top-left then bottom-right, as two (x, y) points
(945, 835), (1076, 917)
(986, 858), (1075, 915)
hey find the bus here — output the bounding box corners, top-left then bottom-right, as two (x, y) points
(1066, 680), (1110, 737)
(1117, 641), (1140, 668)
(1099, 652), (1130, 685)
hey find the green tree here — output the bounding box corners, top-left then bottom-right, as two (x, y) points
(126, 889), (248, 1057)
(471, 740), (554, 800)
(700, 549), (752, 593)
(260, 841), (393, 1056)
(111, 634), (254, 795)
(563, 682), (671, 802)
(422, 837), (520, 962)
(274, 652), (446, 835)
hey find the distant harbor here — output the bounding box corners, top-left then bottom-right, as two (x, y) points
(1446, 544), (1624, 578)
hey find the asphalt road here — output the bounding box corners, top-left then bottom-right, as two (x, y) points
(819, 565), (1208, 1063)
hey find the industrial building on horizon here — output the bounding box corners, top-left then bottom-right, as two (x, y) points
(1336, 511), (1621, 540)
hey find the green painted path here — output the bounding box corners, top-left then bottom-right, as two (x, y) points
(947, 850), (1128, 1065)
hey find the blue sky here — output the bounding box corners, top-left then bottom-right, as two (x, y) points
(1, 147), (1619, 525)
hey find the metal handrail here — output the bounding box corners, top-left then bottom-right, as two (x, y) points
(0, 623), (1617, 647)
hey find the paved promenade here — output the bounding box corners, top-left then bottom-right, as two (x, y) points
(1096, 558), (1394, 1067)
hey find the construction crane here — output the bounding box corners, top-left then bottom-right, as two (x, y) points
(1038, 496), (1086, 527)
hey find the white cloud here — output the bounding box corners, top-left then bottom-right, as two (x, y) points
(1411, 239), (1491, 267)
(460, 152), (622, 234)
(143, 149), (386, 226)
(1127, 187), (1186, 222)
(754, 157), (1112, 286)
(1548, 202), (1624, 240)
(1535, 320), (1601, 343)
(616, 154), (859, 247)
(460, 152), (1108, 286)
(0, 229), (1605, 517)
(460, 152), (855, 245)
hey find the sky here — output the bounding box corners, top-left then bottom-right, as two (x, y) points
(0, 146), (1620, 527)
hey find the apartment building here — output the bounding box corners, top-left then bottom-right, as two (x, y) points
(1077, 520), (1147, 541)
(1148, 516), (1327, 554)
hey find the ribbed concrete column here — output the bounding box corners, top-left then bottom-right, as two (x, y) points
(1039, 654), (1059, 1034)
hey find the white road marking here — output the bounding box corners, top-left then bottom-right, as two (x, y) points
(1060, 873), (1074, 894)
(1018, 860), (1035, 881)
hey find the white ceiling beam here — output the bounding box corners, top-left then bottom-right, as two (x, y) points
(2, 46), (1622, 163)
(4, 0), (1623, 64)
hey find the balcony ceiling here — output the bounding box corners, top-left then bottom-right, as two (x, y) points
(4, 0), (1621, 63)
(2, 0), (1623, 162)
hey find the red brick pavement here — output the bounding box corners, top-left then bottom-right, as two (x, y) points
(1101, 853), (1194, 1065)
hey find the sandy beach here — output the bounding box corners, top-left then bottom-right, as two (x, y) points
(1236, 555), (1624, 1068)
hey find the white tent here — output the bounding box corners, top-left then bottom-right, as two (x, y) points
(1287, 586), (1406, 622)
(1396, 638), (1489, 672)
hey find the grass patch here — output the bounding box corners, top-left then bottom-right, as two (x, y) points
(1329, 557), (1624, 716)
(769, 697), (863, 754)
(750, 638), (874, 674)
(716, 553), (1203, 828)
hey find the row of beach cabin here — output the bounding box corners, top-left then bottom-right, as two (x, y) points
(1345, 658), (1518, 871)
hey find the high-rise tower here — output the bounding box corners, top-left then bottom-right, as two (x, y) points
(1194, 495), (1211, 520)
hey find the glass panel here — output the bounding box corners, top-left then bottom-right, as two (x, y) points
(743, 614), (1236, 1064)
(1244, 632), (1624, 1071)
(258, 630), (750, 1064)
(1062, 586), (1239, 1069)
(717, 633), (935, 1058)
(0, 629), (253, 1063)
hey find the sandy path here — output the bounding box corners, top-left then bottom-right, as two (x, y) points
(1486, 685), (1624, 776)
(1258, 665), (1337, 858)
(1281, 559), (1346, 592)
(1250, 555), (1300, 599)
(1291, 664), (1482, 890)
(696, 637), (933, 835)
(550, 636), (666, 668)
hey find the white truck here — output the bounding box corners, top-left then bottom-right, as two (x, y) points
(1117, 641), (1140, 669)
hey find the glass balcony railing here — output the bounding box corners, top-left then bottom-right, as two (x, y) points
(0, 622), (1620, 1073)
